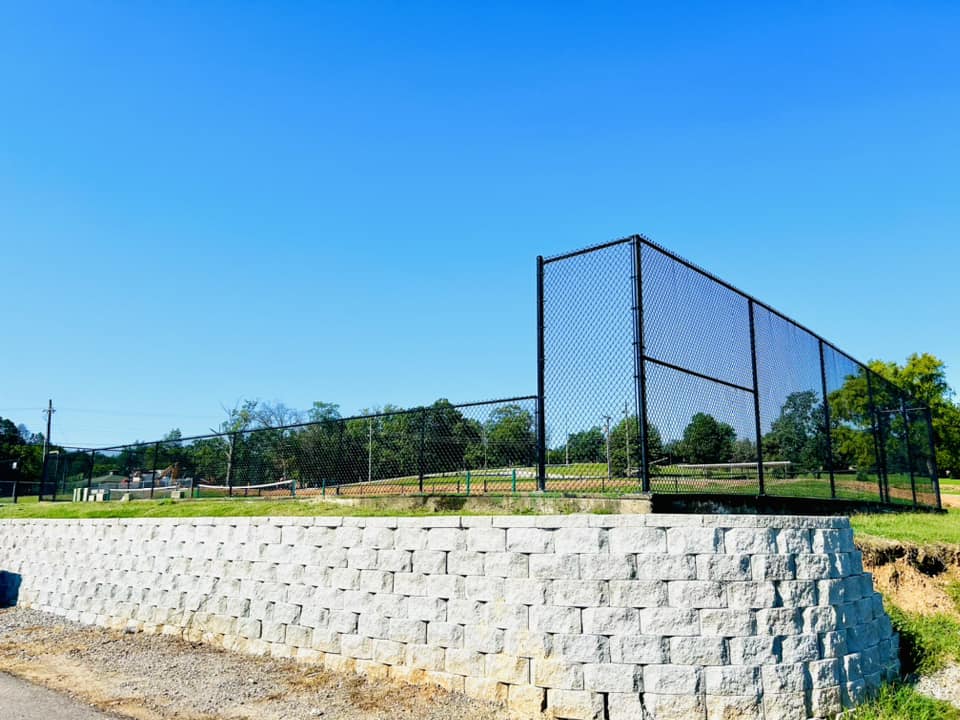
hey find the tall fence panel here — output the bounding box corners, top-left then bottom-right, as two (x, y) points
(539, 235), (941, 508)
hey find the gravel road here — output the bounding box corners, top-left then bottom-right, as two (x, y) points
(0, 607), (507, 720)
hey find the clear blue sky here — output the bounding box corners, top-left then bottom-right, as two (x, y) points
(1, 2), (957, 447)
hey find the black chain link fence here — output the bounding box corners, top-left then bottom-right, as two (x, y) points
(3, 236), (940, 510)
(11, 398), (539, 502)
(538, 235), (941, 508)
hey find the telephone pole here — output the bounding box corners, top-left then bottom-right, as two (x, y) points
(40, 399), (55, 501)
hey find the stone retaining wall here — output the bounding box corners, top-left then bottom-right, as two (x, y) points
(0, 514), (898, 719)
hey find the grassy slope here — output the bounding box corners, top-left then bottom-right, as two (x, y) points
(0, 497), (473, 519)
(851, 510), (960, 546)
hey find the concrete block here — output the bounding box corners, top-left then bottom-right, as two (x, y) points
(555, 528), (608, 555)
(412, 550), (447, 575)
(727, 581), (777, 609)
(508, 684), (546, 718)
(447, 551), (484, 576)
(545, 689), (604, 720)
(426, 528), (465, 552)
(579, 554), (635, 580)
(609, 579), (667, 608)
(670, 636), (726, 665)
(704, 694), (763, 720)
(530, 553), (579, 579)
(612, 635), (667, 664)
(760, 662), (806, 694)
(465, 575), (504, 602)
(666, 527), (722, 554)
(697, 554), (752, 582)
(426, 622), (463, 648)
(486, 653), (530, 685)
(466, 527), (505, 552)
(445, 648), (486, 676)
(606, 692), (645, 720)
(464, 625), (504, 653)
(608, 526), (667, 554)
(503, 578), (550, 605)
(640, 608), (700, 636)
(405, 643), (445, 671)
(556, 633), (610, 663)
(644, 664), (702, 694)
(483, 551), (528, 578)
(533, 658), (584, 689)
(704, 665), (760, 696)
(643, 693), (706, 720)
(581, 607), (641, 635)
(446, 598), (484, 625)
(552, 579), (608, 607)
(724, 527), (777, 554)
(668, 580), (726, 608)
(635, 553), (697, 580)
(530, 605), (581, 634)
(463, 677), (508, 704)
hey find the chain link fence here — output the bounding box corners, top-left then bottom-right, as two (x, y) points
(538, 235), (941, 508)
(24, 398), (539, 501)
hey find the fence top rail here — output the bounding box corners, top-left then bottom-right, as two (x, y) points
(544, 232), (922, 409)
(83, 395), (539, 453)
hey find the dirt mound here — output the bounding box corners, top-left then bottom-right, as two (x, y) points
(858, 536), (960, 618)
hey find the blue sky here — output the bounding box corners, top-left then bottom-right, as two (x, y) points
(1, 2), (957, 447)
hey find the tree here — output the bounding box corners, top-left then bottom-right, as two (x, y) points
(485, 405), (536, 468)
(564, 427), (604, 464)
(763, 390), (827, 473)
(678, 413), (736, 464)
(608, 415), (663, 477)
(869, 353), (960, 478)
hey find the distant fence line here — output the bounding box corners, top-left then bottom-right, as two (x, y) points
(3, 397), (540, 501)
(537, 235), (941, 508)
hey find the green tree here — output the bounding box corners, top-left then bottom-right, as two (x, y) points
(678, 413), (736, 464)
(609, 415), (663, 477)
(485, 405), (536, 468)
(564, 427), (604, 463)
(763, 390), (827, 473)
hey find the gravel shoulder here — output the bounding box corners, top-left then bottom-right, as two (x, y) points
(0, 607), (506, 720)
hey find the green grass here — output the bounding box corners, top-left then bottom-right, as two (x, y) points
(850, 510), (960, 546)
(851, 684), (960, 720)
(887, 604), (960, 675)
(0, 497), (483, 519)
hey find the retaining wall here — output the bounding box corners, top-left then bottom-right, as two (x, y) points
(0, 514), (898, 719)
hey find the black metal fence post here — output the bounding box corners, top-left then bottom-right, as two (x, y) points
(151, 441), (159, 499)
(866, 372), (888, 503)
(86, 449), (95, 496)
(925, 406), (942, 509)
(748, 300), (765, 496)
(901, 396), (918, 508)
(227, 433), (236, 497)
(818, 341), (836, 497)
(633, 238), (651, 492)
(536, 256), (547, 492)
(418, 407), (426, 494)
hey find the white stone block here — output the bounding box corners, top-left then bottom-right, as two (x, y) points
(545, 689), (604, 720)
(608, 526), (667, 554)
(581, 607), (641, 636)
(466, 527), (505, 552)
(579, 554), (635, 580)
(552, 579), (608, 607)
(483, 551), (528, 578)
(530, 553), (579, 579)
(644, 664), (702, 694)
(533, 658), (584, 689)
(704, 665), (760, 696)
(555, 528), (608, 555)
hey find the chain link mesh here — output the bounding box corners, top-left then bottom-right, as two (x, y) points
(540, 235), (940, 507)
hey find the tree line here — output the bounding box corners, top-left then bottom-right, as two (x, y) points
(548, 353), (954, 480)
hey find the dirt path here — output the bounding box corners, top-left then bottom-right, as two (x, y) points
(0, 607), (506, 720)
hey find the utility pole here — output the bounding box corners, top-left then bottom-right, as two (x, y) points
(602, 414), (612, 480)
(40, 399), (55, 501)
